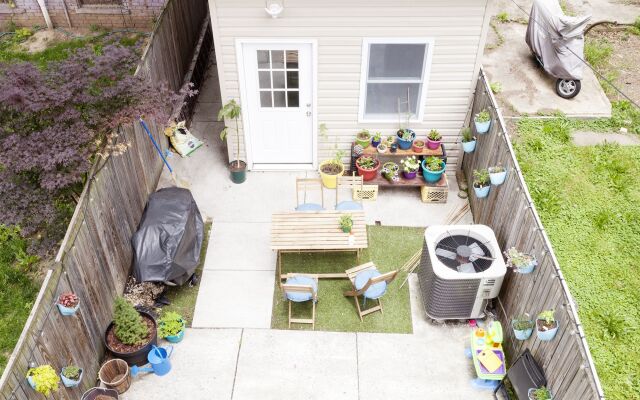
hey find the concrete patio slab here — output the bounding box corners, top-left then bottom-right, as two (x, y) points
(121, 328), (241, 400)
(572, 131), (640, 146)
(192, 270), (275, 328)
(205, 222), (276, 271)
(483, 23), (611, 118)
(492, 0), (640, 24)
(232, 329), (359, 400)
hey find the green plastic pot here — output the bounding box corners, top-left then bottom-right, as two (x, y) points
(229, 161), (246, 184)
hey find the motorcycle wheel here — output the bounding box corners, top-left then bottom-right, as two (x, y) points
(555, 79), (581, 99)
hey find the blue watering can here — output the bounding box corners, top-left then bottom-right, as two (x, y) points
(130, 345), (173, 377)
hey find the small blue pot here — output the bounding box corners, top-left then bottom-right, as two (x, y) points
(536, 321), (559, 341)
(165, 328), (185, 343)
(512, 322), (534, 341)
(489, 170), (507, 185)
(57, 303), (79, 316)
(475, 119), (491, 134)
(462, 139), (476, 153)
(516, 259), (537, 274)
(371, 139), (381, 148)
(61, 369), (83, 388)
(396, 129), (416, 150)
(421, 159), (445, 183)
(474, 184), (490, 198)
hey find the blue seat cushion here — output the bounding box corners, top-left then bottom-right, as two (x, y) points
(295, 203), (324, 211)
(335, 201), (363, 211)
(354, 269), (387, 299)
(285, 276), (318, 302)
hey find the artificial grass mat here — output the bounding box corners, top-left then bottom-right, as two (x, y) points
(271, 225), (424, 334)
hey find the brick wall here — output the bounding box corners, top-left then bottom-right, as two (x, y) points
(0, 0), (166, 29)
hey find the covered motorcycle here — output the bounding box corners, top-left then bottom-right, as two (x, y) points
(132, 187), (204, 286)
(526, 0), (590, 98)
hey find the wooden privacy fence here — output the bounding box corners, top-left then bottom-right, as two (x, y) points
(0, 0), (211, 398)
(462, 69), (605, 399)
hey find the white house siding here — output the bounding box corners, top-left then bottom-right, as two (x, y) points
(209, 0), (491, 172)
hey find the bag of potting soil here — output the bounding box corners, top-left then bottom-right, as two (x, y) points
(164, 121), (203, 157)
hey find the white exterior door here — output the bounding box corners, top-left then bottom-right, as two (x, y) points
(241, 42), (314, 168)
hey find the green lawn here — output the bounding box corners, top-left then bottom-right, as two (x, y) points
(272, 225), (423, 334)
(0, 226), (38, 374)
(514, 116), (640, 400)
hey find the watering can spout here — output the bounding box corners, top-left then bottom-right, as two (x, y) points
(130, 365), (154, 377)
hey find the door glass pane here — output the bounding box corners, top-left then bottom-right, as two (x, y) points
(287, 91), (299, 107)
(368, 44), (426, 79)
(260, 91), (273, 107)
(272, 71), (285, 89)
(286, 71), (299, 89)
(365, 83), (421, 116)
(257, 50), (270, 69)
(273, 91), (286, 107)
(286, 51), (298, 69)
(271, 50), (284, 69)
(259, 71), (271, 89)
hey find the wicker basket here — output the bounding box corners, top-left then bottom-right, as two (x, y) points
(421, 175), (448, 203)
(99, 359), (131, 394)
(353, 184), (378, 201)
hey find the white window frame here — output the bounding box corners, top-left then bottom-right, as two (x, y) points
(358, 38), (434, 123)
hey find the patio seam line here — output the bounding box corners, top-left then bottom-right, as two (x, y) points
(230, 328), (244, 400)
(355, 333), (360, 400)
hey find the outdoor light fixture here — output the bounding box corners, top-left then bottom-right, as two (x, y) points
(265, 0), (284, 18)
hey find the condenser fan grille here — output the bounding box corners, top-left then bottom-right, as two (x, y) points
(435, 234), (493, 273)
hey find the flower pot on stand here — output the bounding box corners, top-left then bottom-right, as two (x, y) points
(426, 138), (441, 150)
(396, 129), (416, 150)
(355, 157), (380, 181)
(473, 184), (490, 198)
(229, 160), (247, 184)
(421, 159), (445, 183)
(462, 139), (477, 153)
(403, 170), (417, 180)
(412, 140), (425, 153)
(371, 138), (381, 147)
(475, 119), (491, 134)
(377, 143), (387, 154)
(489, 169), (507, 185)
(355, 132), (371, 148)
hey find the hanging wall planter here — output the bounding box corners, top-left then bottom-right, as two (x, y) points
(505, 247), (537, 274)
(511, 314), (534, 340)
(461, 128), (476, 154)
(56, 292), (80, 316)
(27, 365), (59, 397)
(473, 168), (490, 198)
(489, 165), (507, 185)
(474, 109), (491, 134)
(536, 310), (559, 341)
(60, 365), (83, 388)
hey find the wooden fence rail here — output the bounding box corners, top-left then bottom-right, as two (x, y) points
(462, 69), (605, 399)
(0, 0), (210, 398)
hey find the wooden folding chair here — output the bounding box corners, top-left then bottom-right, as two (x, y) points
(335, 174), (364, 211)
(295, 178), (325, 211)
(344, 262), (398, 321)
(282, 273), (318, 329)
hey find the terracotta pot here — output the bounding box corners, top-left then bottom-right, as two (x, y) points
(355, 157), (380, 181)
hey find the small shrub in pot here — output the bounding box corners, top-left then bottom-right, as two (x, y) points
(105, 297), (157, 366)
(474, 109), (491, 134)
(27, 365), (59, 396)
(473, 168), (491, 198)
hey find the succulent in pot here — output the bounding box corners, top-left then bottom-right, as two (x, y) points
(381, 162), (400, 183)
(355, 155), (380, 181)
(61, 365), (83, 388)
(376, 143), (388, 154)
(158, 311), (186, 343)
(27, 365), (59, 396)
(412, 139), (425, 153)
(400, 156), (420, 180)
(511, 314), (534, 340)
(426, 129), (442, 150)
(474, 109), (491, 134)
(528, 386), (553, 400)
(473, 168), (491, 198)
(461, 127), (477, 153)
(386, 135), (395, 145)
(488, 163), (507, 185)
(56, 292), (79, 316)
(339, 214), (353, 233)
(396, 128), (416, 150)
(505, 247), (537, 274)
(421, 156), (445, 183)
(371, 131), (382, 147)
(355, 129), (372, 148)
(536, 310), (559, 341)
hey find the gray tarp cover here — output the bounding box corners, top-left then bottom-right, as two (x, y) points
(132, 187), (204, 285)
(526, 0), (590, 80)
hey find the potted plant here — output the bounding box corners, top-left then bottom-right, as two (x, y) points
(390, 142), (398, 153)
(396, 128), (416, 150)
(355, 129), (371, 148)
(461, 128), (477, 153)
(400, 156), (420, 180)
(158, 311), (186, 343)
(412, 139), (425, 153)
(512, 314), (534, 340)
(218, 100), (246, 184)
(27, 365), (59, 396)
(426, 129), (442, 150)
(56, 292), (79, 316)
(382, 162), (400, 183)
(318, 124), (346, 188)
(386, 135), (395, 145)
(376, 143), (388, 154)
(489, 164), (507, 185)
(355, 155), (380, 181)
(528, 386), (553, 400)
(371, 131), (382, 147)
(421, 156), (445, 183)
(473, 168), (491, 198)
(474, 109), (491, 134)
(60, 365), (83, 388)
(536, 310), (559, 341)
(505, 247), (537, 274)
(339, 214), (353, 233)
(104, 297), (158, 366)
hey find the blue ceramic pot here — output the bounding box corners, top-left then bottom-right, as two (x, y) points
(475, 119), (491, 134)
(61, 369), (83, 388)
(396, 129), (416, 150)
(27, 376), (36, 390)
(371, 139), (381, 148)
(462, 139), (476, 153)
(421, 159), (445, 183)
(536, 321), (559, 341)
(516, 258), (537, 274)
(489, 169), (507, 185)
(165, 328), (185, 343)
(57, 303), (79, 316)
(512, 321), (534, 340)
(474, 184), (490, 198)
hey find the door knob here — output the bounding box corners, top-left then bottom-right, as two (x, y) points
(306, 111), (312, 117)
(306, 103), (311, 107)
